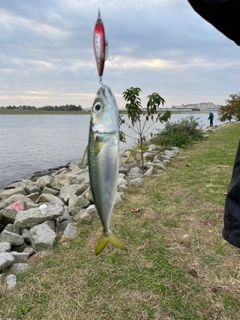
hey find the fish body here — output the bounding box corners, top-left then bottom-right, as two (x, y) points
(88, 85), (127, 255)
(93, 10), (106, 81)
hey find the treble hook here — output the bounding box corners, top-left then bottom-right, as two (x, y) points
(105, 40), (114, 61)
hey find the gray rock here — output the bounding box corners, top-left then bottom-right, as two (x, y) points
(0, 195), (32, 210)
(68, 194), (78, 207)
(80, 172), (90, 184)
(129, 178), (143, 187)
(36, 193), (63, 205)
(148, 144), (158, 151)
(118, 173), (126, 179)
(49, 176), (61, 190)
(63, 222), (77, 238)
(68, 163), (80, 172)
(59, 184), (85, 203)
(161, 155), (171, 161)
(27, 192), (40, 202)
(43, 220), (55, 231)
(20, 180), (40, 194)
(14, 203), (64, 229)
(55, 167), (69, 175)
(68, 195), (90, 210)
(36, 175), (60, 190)
(117, 176), (128, 191)
(21, 228), (31, 244)
(42, 187), (59, 195)
(10, 263), (30, 274)
(29, 223), (56, 250)
(0, 252), (15, 272)
(26, 202), (39, 209)
(119, 160), (139, 174)
(117, 184), (128, 192)
(0, 242), (11, 253)
(115, 192), (124, 203)
(57, 179), (70, 188)
(86, 204), (98, 217)
(73, 209), (92, 222)
(153, 154), (164, 162)
(119, 165), (130, 175)
(163, 149), (177, 160)
(78, 168), (89, 175)
(4, 224), (19, 234)
(0, 208), (18, 225)
(144, 166), (154, 176)
(58, 210), (71, 223)
(151, 162), (166, 170)
(23, 246), (35, 256)
(11, 242), (28, 252)
(65, 173), (85, 185)
(81, 187), (92, 202)
(11, 252), (29, 263)
(77, 183), (89, 195)
(0, 187), (27, 201)
(170, 146), (180, 154)
(5, 274), (17, 290)
(57, 220), (69, 231)
(143, 152), (157, 161)
(117, 177), (128, 188)
(129, 167), (143, 177)
(0, 230), (24, 246)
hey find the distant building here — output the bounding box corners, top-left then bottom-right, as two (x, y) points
(171, 102), (220, 111)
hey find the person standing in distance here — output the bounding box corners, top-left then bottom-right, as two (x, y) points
(208, 112), (214, 127)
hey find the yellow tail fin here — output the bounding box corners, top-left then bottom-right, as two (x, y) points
(96, 231), (127, 255)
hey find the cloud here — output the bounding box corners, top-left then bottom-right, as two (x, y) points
(0, 0), (239, 109)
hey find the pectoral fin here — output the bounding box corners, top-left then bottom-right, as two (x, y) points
(94, 135), (104, 157)
(96, 231), (127, 255)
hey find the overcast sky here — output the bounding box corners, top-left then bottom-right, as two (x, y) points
(0, 0), (239, 109)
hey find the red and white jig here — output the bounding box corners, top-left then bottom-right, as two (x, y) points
(93, 9), (112, 83)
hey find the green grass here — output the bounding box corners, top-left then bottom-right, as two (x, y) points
(1, 122), (240, 319)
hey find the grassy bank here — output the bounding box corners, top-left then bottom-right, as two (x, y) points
(1, 123), (240, 320)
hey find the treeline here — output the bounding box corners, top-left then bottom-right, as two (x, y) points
(0, 104), (84, 111)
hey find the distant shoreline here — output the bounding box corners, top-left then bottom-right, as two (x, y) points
(0, 110), (214, 115)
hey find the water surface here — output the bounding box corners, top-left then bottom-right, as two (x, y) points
(0, 113), (220, 190)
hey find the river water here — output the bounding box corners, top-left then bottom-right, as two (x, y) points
(0, 112), (220, 190)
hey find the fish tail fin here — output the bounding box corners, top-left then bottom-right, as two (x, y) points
(96, 231), (127, 255)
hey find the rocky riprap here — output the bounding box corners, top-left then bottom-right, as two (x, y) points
(0, 145), (179, 293)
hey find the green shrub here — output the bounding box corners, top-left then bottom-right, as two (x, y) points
(151, 116), (204, 148)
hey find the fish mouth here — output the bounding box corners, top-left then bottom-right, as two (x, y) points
(98, 85), (112, 100)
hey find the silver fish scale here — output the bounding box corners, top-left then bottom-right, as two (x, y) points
(88, 131), (119, 233)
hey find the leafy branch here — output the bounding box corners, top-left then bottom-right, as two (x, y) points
(120, 87), (171, 171)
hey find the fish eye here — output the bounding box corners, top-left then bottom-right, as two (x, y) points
(93, 102), (103, 114)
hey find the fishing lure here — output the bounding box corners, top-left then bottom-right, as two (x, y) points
(93, 10), (112, 83)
